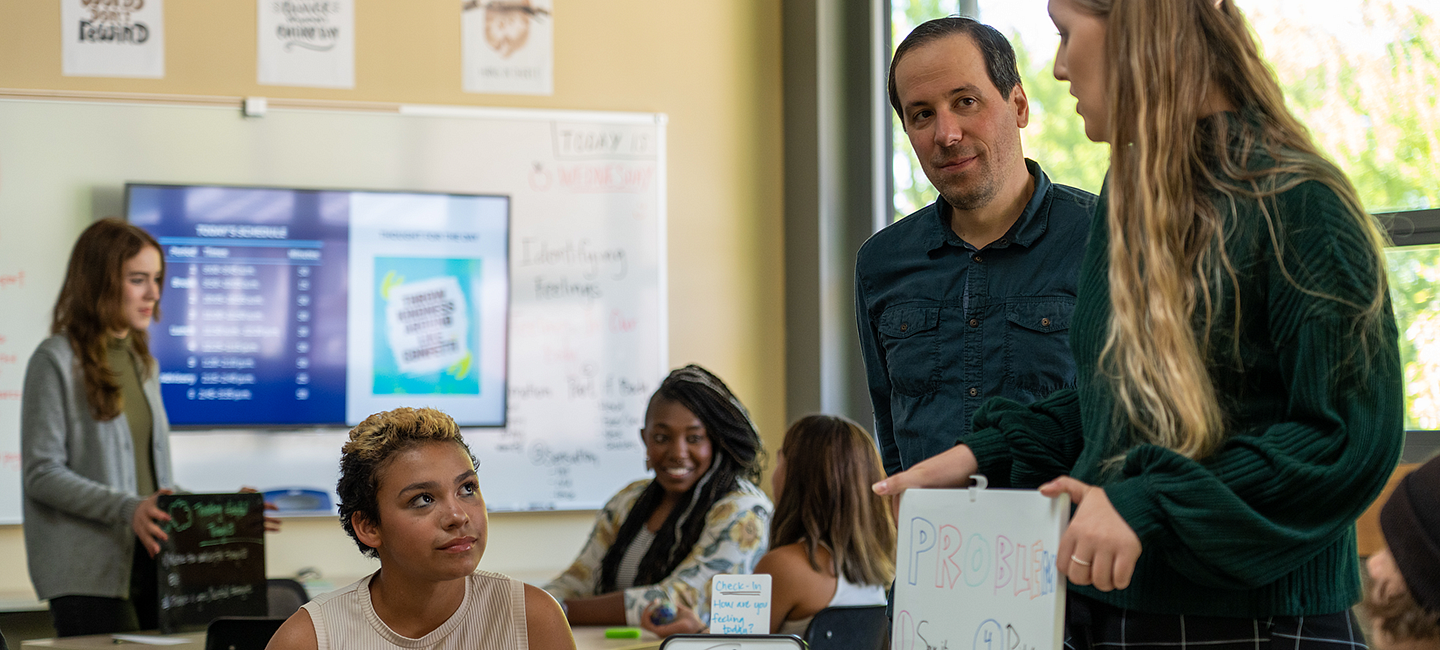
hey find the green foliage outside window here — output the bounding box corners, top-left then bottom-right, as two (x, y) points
(1388, 246), (1440, 429)
(890, 0), (950, 220)
(1010, 37), (1108, 195)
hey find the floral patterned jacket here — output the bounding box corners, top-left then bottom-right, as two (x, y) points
(542, 478), (773, 626)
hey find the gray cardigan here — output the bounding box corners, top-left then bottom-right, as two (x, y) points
(21, 334), (173, 601)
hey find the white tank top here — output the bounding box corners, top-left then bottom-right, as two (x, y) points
(302, 569), (528, 650)
(774, 568), (887, 637)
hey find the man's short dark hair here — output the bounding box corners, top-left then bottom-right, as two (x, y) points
(888, 16), (1022, 123)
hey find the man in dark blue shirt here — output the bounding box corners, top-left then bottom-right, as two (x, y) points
(857, 17), (1095, 480)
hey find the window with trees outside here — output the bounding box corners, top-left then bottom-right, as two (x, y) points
(890, 0), (1440, 431)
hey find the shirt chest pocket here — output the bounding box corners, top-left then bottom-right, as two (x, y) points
(878, 306), (942, 396)
(1003, 300), (1076, 399)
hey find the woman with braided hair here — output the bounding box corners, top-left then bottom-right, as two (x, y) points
(543, 365), (772, 627)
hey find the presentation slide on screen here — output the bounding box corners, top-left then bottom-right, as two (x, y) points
(128, 184), (509, 428)
(346, 191), (507, 426)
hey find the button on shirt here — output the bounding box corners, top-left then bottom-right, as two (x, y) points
(855, 159), (1094, 477)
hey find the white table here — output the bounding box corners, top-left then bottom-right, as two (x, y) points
(20, 627), (658, 650)
(22, 632), (205, 650)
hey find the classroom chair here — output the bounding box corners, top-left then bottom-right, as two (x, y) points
(204, 617), (287, 650)
(805, 605), (889, 650)
(266, 578), (310, 618)
(1356, 463), (1420, 557)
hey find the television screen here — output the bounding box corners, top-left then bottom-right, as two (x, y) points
(127, 183), (509, 428)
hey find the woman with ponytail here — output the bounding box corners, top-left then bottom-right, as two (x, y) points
(543, 365), (772, 628)
(876, 1), (1403, 646)
(21, 218), (175, 636)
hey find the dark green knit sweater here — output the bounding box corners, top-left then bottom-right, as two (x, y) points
(965, 132), (1403, 616)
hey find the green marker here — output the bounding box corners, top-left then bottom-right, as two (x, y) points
(604, 627), (642, 639)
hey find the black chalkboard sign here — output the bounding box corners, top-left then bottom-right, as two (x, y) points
(155, 493), (267, 633)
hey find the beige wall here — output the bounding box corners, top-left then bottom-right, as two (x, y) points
(0, 0), (785, 599)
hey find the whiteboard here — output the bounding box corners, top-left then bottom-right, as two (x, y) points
(893, 487), (1070, 650)
(0, 96), (667, 522)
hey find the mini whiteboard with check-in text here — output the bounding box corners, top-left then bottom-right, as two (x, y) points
(709, 574), (772, 635)
(659, 637), (803, 650)
(893, 487), (1069, 650)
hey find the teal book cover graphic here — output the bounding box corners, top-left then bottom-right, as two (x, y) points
(373, 257), (482, 395)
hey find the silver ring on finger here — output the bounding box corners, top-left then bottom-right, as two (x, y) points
(1070, 555), (1093, 567)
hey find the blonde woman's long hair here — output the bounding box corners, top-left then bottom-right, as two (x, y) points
(1074, 0), (1389, 460)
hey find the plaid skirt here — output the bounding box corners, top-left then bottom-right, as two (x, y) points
(1064, 594), (1367, 650)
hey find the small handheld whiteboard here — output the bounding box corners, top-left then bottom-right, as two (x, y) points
(659, 635), (803, 650)
(709, 574), (773, 635)
(892, 479), (1070, 650)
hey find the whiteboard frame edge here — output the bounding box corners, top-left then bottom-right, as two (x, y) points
(0, 94), (667, 128)
(655, 117), (670, 375)
(401, 103), (665, 126)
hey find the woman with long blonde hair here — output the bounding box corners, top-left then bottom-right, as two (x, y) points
(877, 1), (1403, 647)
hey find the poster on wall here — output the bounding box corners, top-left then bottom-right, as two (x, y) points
(461, 0), (553, 96)
(62, 0), (165, 78)
(258, 0), (355, 89)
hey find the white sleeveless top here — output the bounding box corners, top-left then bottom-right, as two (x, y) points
(774, 569), (887, 637)
(302, 569), (528, 650)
